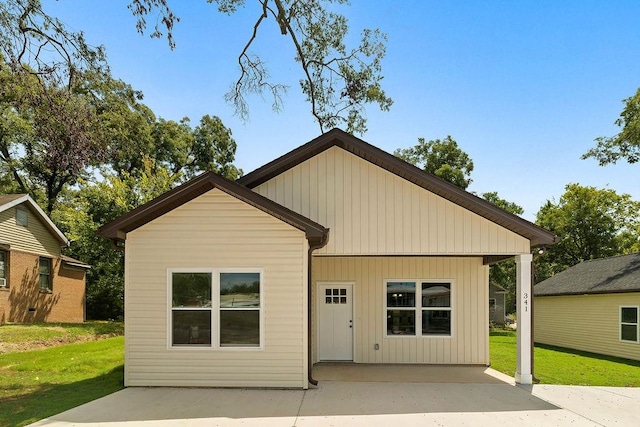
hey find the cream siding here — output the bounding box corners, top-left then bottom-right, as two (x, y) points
(124, 189), (309, 388)
(535, 293), (640, 361)
(254, 147), (530, 256)
(0, 204), (61, 256)
(312, 256), (489, 365)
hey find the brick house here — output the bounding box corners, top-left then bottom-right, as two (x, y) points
(0, 194), (89, 324)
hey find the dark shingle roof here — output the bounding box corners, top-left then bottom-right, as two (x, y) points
(534, 253), (640, 296)
(238, 128), (558, 248)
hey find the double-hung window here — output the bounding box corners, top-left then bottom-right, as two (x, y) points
(620, 306), (639, 343)
(0, 251), (7, 288)
(170, 269), (263, 348)
(39, 257), (52, 292)
(385, 280), (452, 337)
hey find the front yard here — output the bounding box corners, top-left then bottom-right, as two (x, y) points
(1, 324), (639, 426)
(0, 323), (124, 427)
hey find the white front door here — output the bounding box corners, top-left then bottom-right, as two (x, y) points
(318, 283), (353, 361)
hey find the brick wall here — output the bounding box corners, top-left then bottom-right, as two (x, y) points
(0, 249), (86, 324)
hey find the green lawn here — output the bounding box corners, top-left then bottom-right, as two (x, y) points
(0, 324), (124, 427)
(490, 329), (640, 387)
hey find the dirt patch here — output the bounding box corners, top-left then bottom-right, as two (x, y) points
(0, 333), (118, 354)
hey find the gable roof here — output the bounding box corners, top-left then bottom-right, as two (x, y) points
(238, 128), (558, 248)
(98, 171), (329, 246)
(535, 252), (640, 296)
(0, 194), (69, 246)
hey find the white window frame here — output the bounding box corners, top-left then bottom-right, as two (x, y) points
(168, 268), (265, 350)
(383, 279), (454, 338)
(620, 305), (639, 344)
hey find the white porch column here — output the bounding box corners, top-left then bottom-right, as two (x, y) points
(515, 253), (533, 384)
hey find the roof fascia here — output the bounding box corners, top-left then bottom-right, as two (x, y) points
(238, 129), (558, 248)
(98, 172), (329, 245)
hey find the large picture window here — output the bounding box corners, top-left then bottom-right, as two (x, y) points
(169, 269), (263, 349)
(620, 306), (639, 343)
(385, 280), (452, 337)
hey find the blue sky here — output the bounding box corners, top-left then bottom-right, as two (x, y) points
(48, 1), (640, 220)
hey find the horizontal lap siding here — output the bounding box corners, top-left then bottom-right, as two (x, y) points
(535, 294), (640, 361)
(0, 205), (60, 256)
(254, 147), (529, 256)
(125, 189), (308, 387)
(312, 256), (489, 365)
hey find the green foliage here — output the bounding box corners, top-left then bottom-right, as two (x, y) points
(128, 0), (392, 134)
(394, 136), (474, 189)
(54, 159), (179, 320)
(489, 330), (640, 386)
(0, 322), (123, 345)
(583, 87), (640, 165)
(535, 183), (640, 279)
(0, 337), (124, 426)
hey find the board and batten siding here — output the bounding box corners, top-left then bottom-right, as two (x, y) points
(312, 256), (490, 365)
(124, 189), (309, 388)
(0, 204), (61, 256)
(535, 293), (640, 361)
(254, 146), (530, 256)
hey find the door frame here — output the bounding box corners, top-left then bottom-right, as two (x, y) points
(316, 281), (355, 362)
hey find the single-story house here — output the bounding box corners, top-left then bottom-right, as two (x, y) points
(0, 194), (90, 324)
(489, 283), (507, 326)
(99, 128), (557, 388)
(534, 252), (640, 361)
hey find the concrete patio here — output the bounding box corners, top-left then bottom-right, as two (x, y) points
(30, 366), (640, 426)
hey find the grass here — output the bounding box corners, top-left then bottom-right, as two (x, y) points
(490, 329), (640, 387)
(0, 321), (123, 350)
(0, 323), (124, 426)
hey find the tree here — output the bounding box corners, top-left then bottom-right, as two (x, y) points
(127, 0), (392, 134)
(583, 88), (640, 165)
(394, 136), (474, 189)
(54, 159), (179, 320)
(534, 183), (640, 279)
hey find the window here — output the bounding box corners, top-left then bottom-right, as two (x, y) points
(620, 306), (639, 343)
(385, 280), (452, 337)
(0, 251), (7, 288)
(169, 269), (263, 348)
(489, 298), (496, 315)
(16, 207), (28, 226)
(39, 257), (52, 291)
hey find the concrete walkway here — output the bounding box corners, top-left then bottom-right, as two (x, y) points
(30, 368), (640, 426)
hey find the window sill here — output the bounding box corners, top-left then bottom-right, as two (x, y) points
(39, 289), (53, 294)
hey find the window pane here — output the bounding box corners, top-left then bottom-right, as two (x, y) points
(621, 307), (638, 324)
(422, 310), (451, 335)
(621, 324), (638, 342)
(172, 273), (212, 307)
(387, 309), (415, 335)
(422, 283), (450, 307)
(386, 282), (415, 307)
(220, 273), (260, 308)
(220, 310), (260, 346)
(0, 251), (5, 278)
(172, 310), (212, 345)
(39, 258), (50, 275)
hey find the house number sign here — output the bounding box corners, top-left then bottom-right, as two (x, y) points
(523, 292), (528, 312)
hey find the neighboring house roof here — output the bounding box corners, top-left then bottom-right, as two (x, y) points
(61, 255), (92, 270)
(98, 171), (330, 246)
(534, 252), (640, 296)
(490, 283), (508, 293)
(238, 128), (558, 248)
(0, 194), (69, 246)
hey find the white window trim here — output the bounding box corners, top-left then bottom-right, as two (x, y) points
(620, 305), (639, 344)
(167, 268), (265, 350)
(383, 279), (454, 339)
